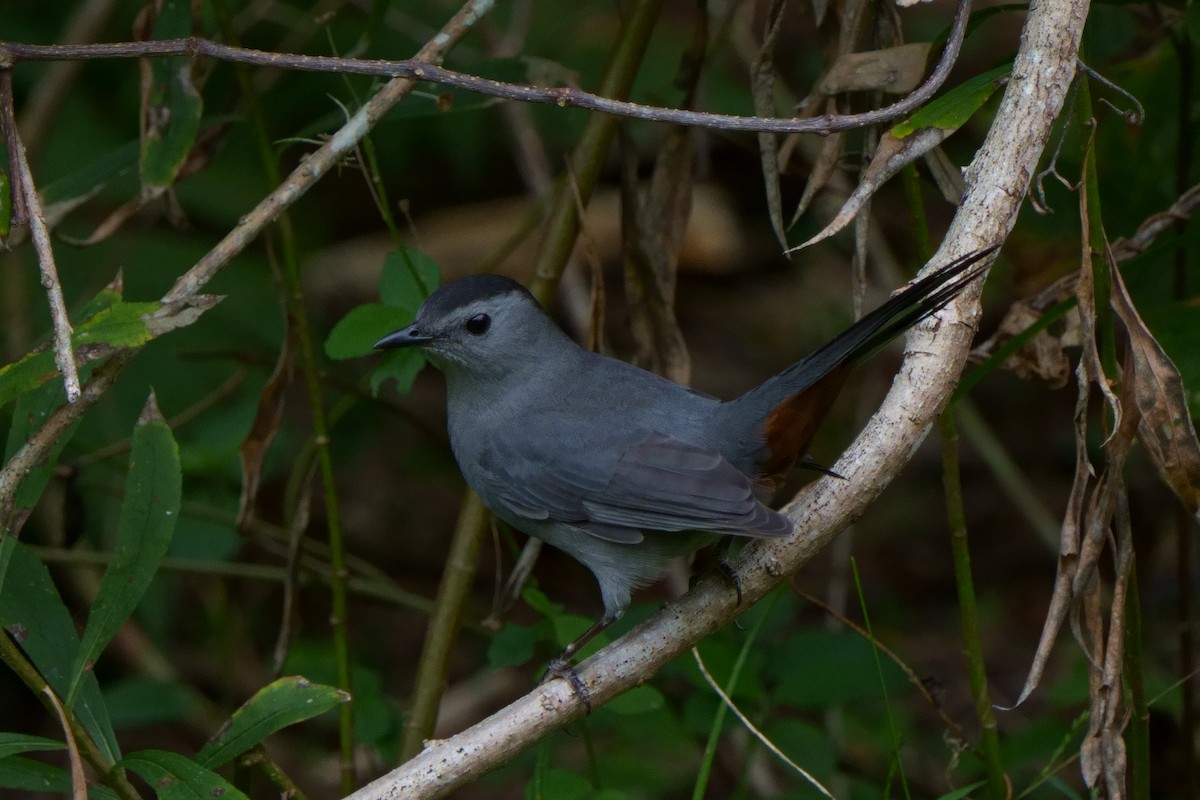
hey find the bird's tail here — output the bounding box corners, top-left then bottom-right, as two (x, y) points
(721, 245), (998, 485)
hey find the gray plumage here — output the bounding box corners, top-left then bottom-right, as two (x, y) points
(376, 247), (993, 669)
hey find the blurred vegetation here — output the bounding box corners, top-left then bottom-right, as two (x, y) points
(1, 0), (1198, 798)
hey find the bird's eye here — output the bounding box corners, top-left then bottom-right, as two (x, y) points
(465, 313), (491, 335)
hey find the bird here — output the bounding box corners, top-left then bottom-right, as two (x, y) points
(375, 247), (994, 691)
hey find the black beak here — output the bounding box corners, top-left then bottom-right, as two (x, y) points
(374, 324), (433, 350)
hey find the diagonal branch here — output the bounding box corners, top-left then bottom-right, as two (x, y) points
(345, 0), (1089, 793)
(0, 69), (81, 403)
(1, 0), (971, 137)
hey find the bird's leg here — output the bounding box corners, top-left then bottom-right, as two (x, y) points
(712, 536), (744, 606)
(543, 613), (619, 713)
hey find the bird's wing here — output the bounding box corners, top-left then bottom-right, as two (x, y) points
(478, 429), (792, 542)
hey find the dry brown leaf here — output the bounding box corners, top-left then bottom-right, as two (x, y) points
(619, 126), (693, 384)
(790, 126), (949, 252)
(789, 103), (845, 226)
(923, 145), (967, 204)
(988, 300), (1070, 386)
(819, 43), (931, 95)
(236, 325), (295, 532)
(1107, 246), (1200, 513)
(751, 0), (790, 253)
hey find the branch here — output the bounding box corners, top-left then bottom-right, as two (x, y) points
(0, 0), (499, 527)
(0, 69), (81, 402)
(346, 0), (1089, 793)
(0, 0), (971, 136)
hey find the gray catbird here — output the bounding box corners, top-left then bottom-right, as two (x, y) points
(376, 247), (994, 684)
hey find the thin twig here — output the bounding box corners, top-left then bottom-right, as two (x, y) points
(692, 647), (836, 799)
(0, 0), (971, 136)
(1110, 180), (1200, 261)
(0, 69), (81, 402)
(41, 686), (88, 800)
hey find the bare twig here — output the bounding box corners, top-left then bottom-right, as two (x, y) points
(0, 70), (81, 402)
(692, 647), (835, 799)
(0, 0), (971, 137)
(1111, 180), (1200, 261)
(0, 353), (130, 526)
(42, 686), (88, 800)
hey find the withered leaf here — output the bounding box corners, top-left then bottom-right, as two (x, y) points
(820, 43), (931, 95)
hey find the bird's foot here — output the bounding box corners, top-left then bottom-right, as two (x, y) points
(542, 657), (593, 713)
(717, 557), (745, 607)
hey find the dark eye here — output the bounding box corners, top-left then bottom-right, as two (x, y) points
(465, 313), (491, 335)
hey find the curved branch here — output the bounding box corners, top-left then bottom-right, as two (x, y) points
(0, 0), (970, 136)
(345, 0), (1089, 796)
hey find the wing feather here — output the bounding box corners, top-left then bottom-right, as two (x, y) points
(475, 429), (791, 541)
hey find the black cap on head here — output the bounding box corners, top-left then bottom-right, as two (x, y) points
(424, 274), (533, 318)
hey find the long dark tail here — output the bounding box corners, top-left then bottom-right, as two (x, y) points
(720, 245), (998, 484)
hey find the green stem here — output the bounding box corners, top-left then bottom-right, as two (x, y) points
(939, 409), (1007, 800)
(528, 0), (668, 303)
(900, 163), (932, 261)
(692, 591), (780, 800)
(400, 492), (490, 758)
(850, 560), (911, 800)
(211, 2), (355, 789)
(400, 0), (668, 758)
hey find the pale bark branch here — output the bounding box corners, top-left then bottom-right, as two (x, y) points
(0, 69), (81, 403)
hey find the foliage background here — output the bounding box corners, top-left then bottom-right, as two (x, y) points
(1, 0), (1198, 798)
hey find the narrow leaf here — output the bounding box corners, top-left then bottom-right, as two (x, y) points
(751, 0), (790, 252)
(891, 64), (1011, 138)
(1109, 252), (1200, 512)
(138, 0), (203, 194)
(0, 733), (64, 759)
(68, 392), (181, 704)
(194, 676), (349, 769)
(790, 126), (950, 252)
(121, 750), (248, 800)
(237, 327), (294, 531)
(0, 543), (120, 762)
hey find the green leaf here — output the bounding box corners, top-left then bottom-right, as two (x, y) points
(121, 750), (248, 800)
(935, 781), (988, 800)
(380, 247), (440, 307)
(103, 677), (195, 728)
(2, 375), (83, 536)
(42, 140), (140, 209)
(139, 0), (203, 191)
(605, 684), (665, 715)
(68, 392), (181, 705)
(487, 622), (545, 668)
(0, 733), (63, 760)
(891, 64), (1011, 138)
(0, 542), (120, 763)
(771, 628), (907, 708)
(369, 348), (426, 396)
(194, 676), (348, 769)
(325, 304), (412, 360)
(0, 298), (154, 410)
(74, 302), (160, 350)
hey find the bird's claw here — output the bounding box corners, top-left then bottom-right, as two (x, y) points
(543, 658), (593, 713)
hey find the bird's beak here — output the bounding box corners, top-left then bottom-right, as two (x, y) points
(374, 324), (434, 350)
